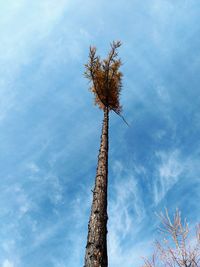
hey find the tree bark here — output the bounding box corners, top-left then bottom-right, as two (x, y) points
(84, 107), (109, 267)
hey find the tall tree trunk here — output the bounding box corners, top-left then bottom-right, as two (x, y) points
(84, 107), (109, 267)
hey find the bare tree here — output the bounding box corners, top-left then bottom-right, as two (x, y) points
(142, 209), (200, 267)
(84, 41), (123, 267)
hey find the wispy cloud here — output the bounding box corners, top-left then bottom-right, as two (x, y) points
(153, 149), (183, 204)
(2, 260), (14, 267)
(108, 161), (149, 267)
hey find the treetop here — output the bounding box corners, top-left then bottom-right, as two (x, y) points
(85, 41), (123, 114)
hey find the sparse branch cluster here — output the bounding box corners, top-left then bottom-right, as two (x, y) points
(143, 209), (200, 267)
(84, 41), (123, 114)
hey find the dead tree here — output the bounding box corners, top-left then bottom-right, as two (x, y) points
(142, 209), (200, 267)
(84, 41), (123, 267)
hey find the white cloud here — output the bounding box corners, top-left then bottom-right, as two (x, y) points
(32, 222), (63, 249)
(108, 235), (153, 267)
(108, 161), (147, 267)
(0, 0), (69, 72)
(2, 260), (14, 267)
(26, 163), (40, 173)
(2, 240), (15, 253)
(0, 0), (69, 123)
(154, 150), (183, 204)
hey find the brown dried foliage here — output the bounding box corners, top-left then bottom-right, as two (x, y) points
(142, 209), (200, 267)
(84, 41), (123, 114)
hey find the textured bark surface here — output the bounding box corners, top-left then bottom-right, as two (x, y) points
(84, 108), (109, 267)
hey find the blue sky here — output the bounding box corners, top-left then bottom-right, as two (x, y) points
(0, 0), (200, 266)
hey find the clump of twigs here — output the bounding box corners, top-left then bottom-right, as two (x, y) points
(142, 209), (200, 267)
(84, 41), (123, 114)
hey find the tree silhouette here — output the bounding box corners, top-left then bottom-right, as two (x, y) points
(84, 41), (123, 267)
